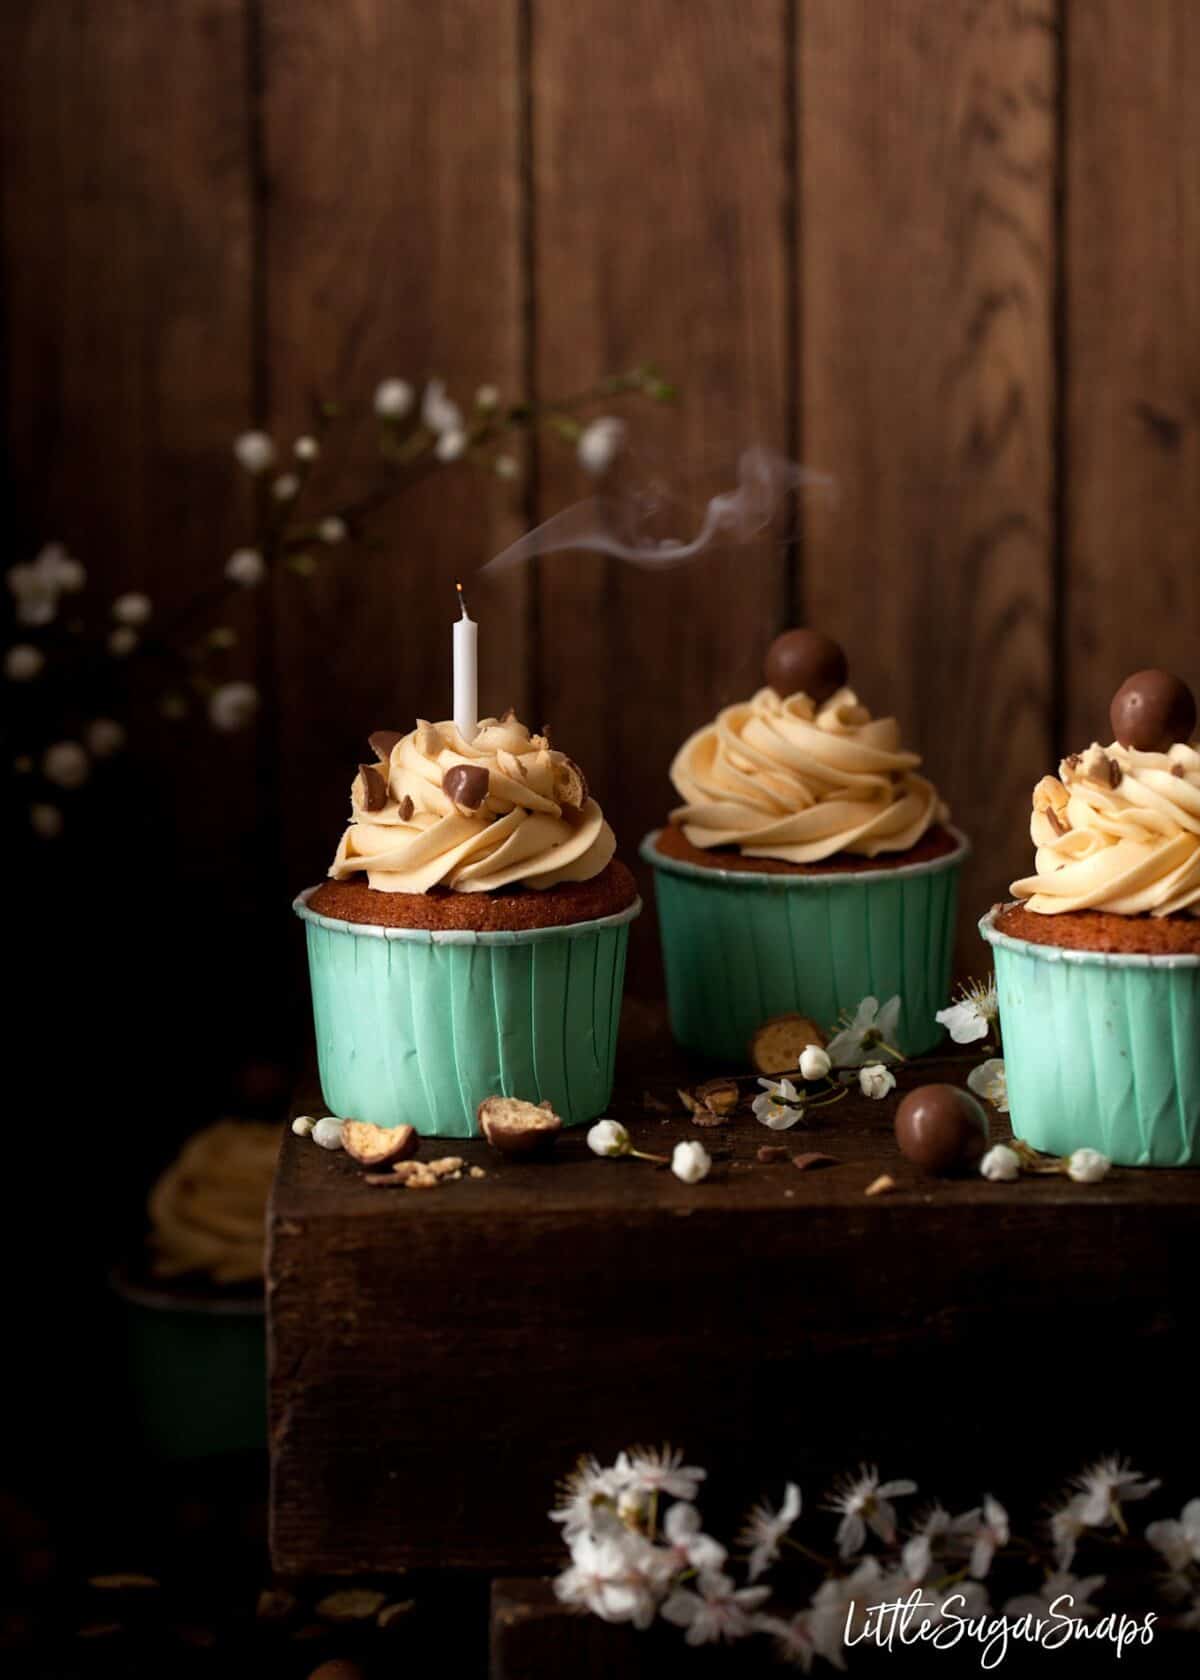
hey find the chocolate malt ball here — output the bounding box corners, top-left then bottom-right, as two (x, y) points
(1109, 670), (1196, 753)
(894, 1083), (988, 1176)
(765, 629), (848, 704)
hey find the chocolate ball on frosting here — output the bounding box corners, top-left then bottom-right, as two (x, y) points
(894, 1083), (987, 1176)
(443, 762), (490, 811)
(765, 629), (848, 704)
(1109, 669), (1196, 753)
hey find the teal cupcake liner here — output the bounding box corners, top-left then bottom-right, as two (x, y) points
(640, 828), (968, 1062)
(980, 904), (1200, 1167)
(294, 887), (640, 1137)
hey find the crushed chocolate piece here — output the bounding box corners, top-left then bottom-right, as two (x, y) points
(1172, 763), (1185, 778)
(1064, 752), (1081, 770)
(469, 1166), (486, 1180)
(792, 1151), (839, 1172)
(363, 1173), (407, 1188)
(552, 754), (589, 810)
(865, 1174), (896, 1197)
(398, 794), (414, 821)
(694, 1077), (740, 1119)
(428, 1156), (465, 1177)
(677, 1088), (701, 1115)
(342, 1119), (417, 1168)
(750, 1013), (827, 1074)
(1108, 756), (1123, 788)
(442, 762), (490, 811)
(403, 1173), (439, 1190)
(369, 730), (403, 761)
(757, 1145), (789, 1164)
(478, 1095), (562, 1157)
(358, 764), (388, 812)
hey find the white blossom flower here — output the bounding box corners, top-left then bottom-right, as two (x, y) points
(311, 1116), (344, 1150)
(475, 384), (500, 409)
(272, 472), (300, 500)
(1071, 1456), (1160, 1527)
(616, 1447), (706, 1504)
(374, 378), (414, 419)
(435, 427), (467, 463)
(225, 547), (265, 587)
(422, 377), (463, 435)
(293, 435), (319, 461)
(827, 1466), (917, 1558)
(1004, 1571), (1104, 1622)
(85, 718), (126, 758)
(798, 1044), (832, 1081)
(42, 740), (90, 790)
(672, 1140), (711, 1184)
(1146, 1500), (1200, 1574)
(233, 430), (275, 473)
(112, 591), (152, 626)
(208, 680), (259, 733)
(662, 1501), (727, 1575)
(108, 626), (138, 657)
(660, 1570), (769, 1646)
(319, 516), (347, 544)
(578, 416), (626, 476)
(30, 802), (63, 839)
(549, 1456), (622, 1537)
(556, 1530), (655, 1626)
(968, 1057), (1009, 1113)
(901, 1506), (951, 1581)
(4, 644), (44, 681)
(494, 454), (519, 480)
(757, 1611), (819, 1673)
(739, 1483), (801, 1581)
(858, 1063), (896, 1101)
(7, 544), (84, 626)
(808, 1556), (883, 1655)
(952, 1495), (1009, 1578)
(587, 1118), (630, 1158)
(1067, 1147), (1111, 1184)
(979, 1143), (1020, 1182)
(1049, 1493), (1090, 1569)
(825, 995), (902, 1067)
(753, 1076), (804, 1130)
(936, 976), (999, 1044)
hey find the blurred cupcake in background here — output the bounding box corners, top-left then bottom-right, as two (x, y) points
(982, 668), (1200, 1167)
(641, 629), (968, 1061)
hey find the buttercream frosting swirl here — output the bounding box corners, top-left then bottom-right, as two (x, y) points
(1011, 739), (1200, 916)
(148, 1120), (278, 1285)
(669, 686), (947, 863)
(329, 713), (615, 893)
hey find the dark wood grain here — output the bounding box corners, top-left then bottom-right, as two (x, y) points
(1, 0), (257, 883)
(800, 0), (1059, 950)
(531, 0), (791, 859)
(259, 0), (527, 894)
(269, 1023), (1200, 1575)
(1064, 1), (1200, 747)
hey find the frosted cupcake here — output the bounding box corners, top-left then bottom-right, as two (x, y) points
(982, 668), (1200, 1166)
(641, 629), (968, 1060)
(295, 712), (639, 1136)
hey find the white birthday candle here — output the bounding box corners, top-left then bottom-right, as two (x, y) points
(453, 582), (478, 741)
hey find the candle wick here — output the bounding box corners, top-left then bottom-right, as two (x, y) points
(456, 581), (470, 619)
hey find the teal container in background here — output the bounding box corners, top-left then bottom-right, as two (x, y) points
(981, 905), (1200, 1167)
(294, 887), (640, 1137)
(641, 828), (968, 1062)
(111, 1267), (265, 1460)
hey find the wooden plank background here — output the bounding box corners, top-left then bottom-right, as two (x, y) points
(6, 0), (1200, 1008)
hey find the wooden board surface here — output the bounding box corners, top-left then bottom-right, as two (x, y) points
(1064, 0), (1200, 746)
(799, 0), (1059, 949)
(269, 1014), (1200, 1575)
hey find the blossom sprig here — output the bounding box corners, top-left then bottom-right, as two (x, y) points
(979, 1135), (1113, 1186)
(6, 365), (674, 840)
(553, 1450), (1196, 1665)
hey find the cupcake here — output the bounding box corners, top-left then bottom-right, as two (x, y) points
(295, 712), (640, 1136)
(981, 668), (1200, 1167)
(640, 629), (968, 1060)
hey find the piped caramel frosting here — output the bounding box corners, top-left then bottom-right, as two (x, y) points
(148, 1120), (278, 1285)
(329, 714), (614, 893)
(669, 686), (947, 863)
(1011, 740), (1200, 916)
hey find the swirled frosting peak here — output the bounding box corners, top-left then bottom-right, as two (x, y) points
(1011, 739), (1200, 916)
(329, 713), (615, 893)
(669, 686), (947, 863)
